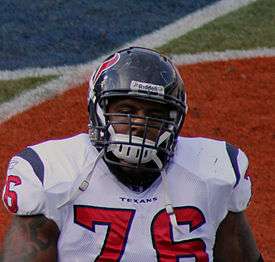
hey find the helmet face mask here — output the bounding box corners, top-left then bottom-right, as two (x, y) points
(104, 109), (177, 169)
(88, 47), (187, 184)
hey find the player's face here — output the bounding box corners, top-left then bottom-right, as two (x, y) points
(107, 98), (169, 141)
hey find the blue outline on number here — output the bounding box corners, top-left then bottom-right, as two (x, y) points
(74, 205), (136, 261)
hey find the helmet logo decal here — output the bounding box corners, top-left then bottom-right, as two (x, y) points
(130, 80), (165, 96)
(93, 53), (120, 85)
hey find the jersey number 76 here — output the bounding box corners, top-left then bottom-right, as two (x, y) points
(74, 205), (209, 261)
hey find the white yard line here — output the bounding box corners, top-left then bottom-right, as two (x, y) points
(0, 68), (94, 123)
(0, 0), (262, 124)
(0, 0), (257, 81)
(170, 48), (275, 65)
(1, 47), (274, 124)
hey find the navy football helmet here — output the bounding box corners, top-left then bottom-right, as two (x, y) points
(88, 47), (187, 176)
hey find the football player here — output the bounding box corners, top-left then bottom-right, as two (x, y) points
(2, 47), (263, 261)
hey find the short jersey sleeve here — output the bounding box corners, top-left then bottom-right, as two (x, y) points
(226, 144), (252, 212)
(2, 148), (46, 215)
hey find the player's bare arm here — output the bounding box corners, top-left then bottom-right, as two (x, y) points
(214, 211), (260, 261)
(2, 215), (59, 262)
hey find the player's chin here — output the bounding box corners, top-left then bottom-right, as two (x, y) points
(104, 152), (161, 188)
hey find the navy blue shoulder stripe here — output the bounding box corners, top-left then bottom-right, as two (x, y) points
(226, 143), (240, 188)
(16, 147), (44, 185)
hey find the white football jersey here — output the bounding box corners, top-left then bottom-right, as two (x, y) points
(2, 133), (251, 261)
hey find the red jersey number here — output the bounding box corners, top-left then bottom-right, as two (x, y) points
(74, 205), (208, 261)
(3, 175), (22, 213)
(151, 206), (209, 261)
(74, 205), (135, 261)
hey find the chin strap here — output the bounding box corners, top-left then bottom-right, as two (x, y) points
(57, 149), (104, 208)
(161, 169), (184, 234)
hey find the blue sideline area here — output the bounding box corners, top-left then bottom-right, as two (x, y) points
(0, 0), (218, 70)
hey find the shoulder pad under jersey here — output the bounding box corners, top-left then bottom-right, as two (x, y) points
(2, 133), (97, 216)
(174, 137), (251, 212)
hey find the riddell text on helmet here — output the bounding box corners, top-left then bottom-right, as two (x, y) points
(130, 80), (165, 95)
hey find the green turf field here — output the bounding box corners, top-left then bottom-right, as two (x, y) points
(158, 0), (275, 54)
(0, 75), (58, 104)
